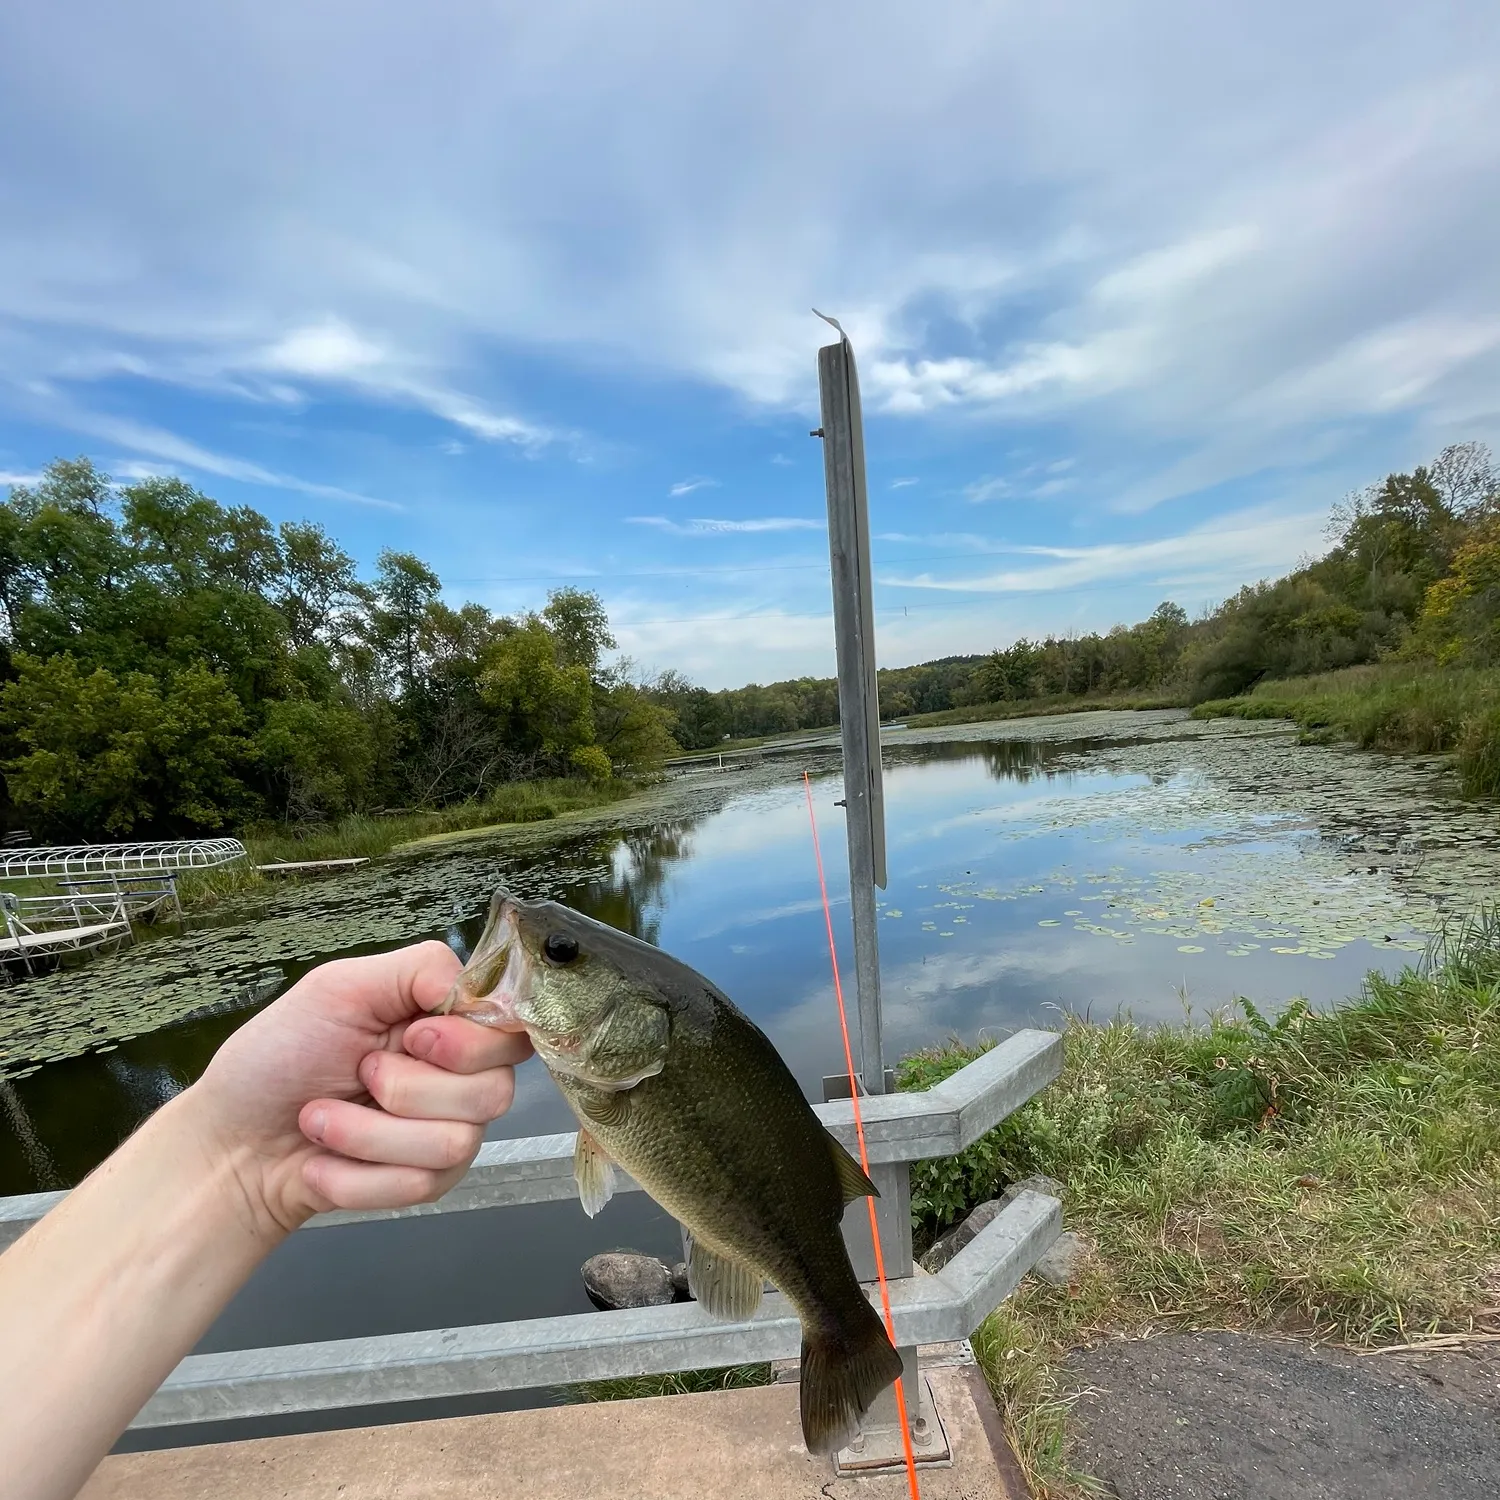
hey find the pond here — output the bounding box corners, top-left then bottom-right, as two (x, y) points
(1, 708), (1496, 1447)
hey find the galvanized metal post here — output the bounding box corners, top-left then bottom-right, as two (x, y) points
(815, 321), (887, 1099)
(815, 318), (922, 1466)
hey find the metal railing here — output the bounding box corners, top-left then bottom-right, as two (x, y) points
(0, 890), (134, 973)
(0, 1028), (1064, 1433)
(0, 838), (247, 879)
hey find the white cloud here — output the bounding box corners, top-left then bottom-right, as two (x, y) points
(69, 410), (399, 509)
(890, 477), (918, 488)
(668, 476), (718, 497)
(882, 503), (1328, 595)
(259, 320), (385, 379)
(627, 515), (823, 535)
(0, 470), (42, 487)
(963, 477), (1010, 503)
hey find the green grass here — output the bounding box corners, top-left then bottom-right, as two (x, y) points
(1192, 663), (1500, 796)
(905, 690), (1185, 731)
(570, 1363), (775, 1403)
(173, 776), (643, 910)
(899, 909), (1500, 1496)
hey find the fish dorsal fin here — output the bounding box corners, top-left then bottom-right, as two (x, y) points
(828, 1131), (879, 1205)
(573, 1128), (615, 1218)
(575, 1087), (631, 1130)
(685, 1232), (763, 1321)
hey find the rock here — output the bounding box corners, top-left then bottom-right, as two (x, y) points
(919, 1175), (1066, 1274)
(669, 1261), (692, 1300)
(1000, 1172), (1065, 1207)
(920, 1198), (1003, 1273)
(1033, 1230), (1089, 1286)
(581, 1252), (676, 1311)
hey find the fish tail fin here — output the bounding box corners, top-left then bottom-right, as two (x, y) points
(798, 1303), (904, 1456)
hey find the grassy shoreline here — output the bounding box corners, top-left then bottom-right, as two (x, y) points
(1193, 664), (1500, 797)
(168, 776), (645, 910)
(900, 910), (1500, 1495)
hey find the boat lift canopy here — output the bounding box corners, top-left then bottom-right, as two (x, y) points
(0, 838), (247, 879)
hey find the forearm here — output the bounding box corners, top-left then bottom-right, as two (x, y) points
(0, 1085), (290, 1500)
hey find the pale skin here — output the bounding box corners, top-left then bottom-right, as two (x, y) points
(0, 940), (532, 1500)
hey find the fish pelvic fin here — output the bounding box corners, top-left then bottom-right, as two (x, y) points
(684, 1232), (763, 1320)
(799, 1304), (904, 1456)
(573, 1128), (615, 1218)
(827, 1131), (879, 1205)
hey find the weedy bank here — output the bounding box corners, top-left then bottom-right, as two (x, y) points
(900, 909), (1500, 1495)
(1193, 663), (1500, 797)
(171, 776), (642, 910)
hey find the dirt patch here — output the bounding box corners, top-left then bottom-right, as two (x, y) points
(1065, 1330), (1500, 1499)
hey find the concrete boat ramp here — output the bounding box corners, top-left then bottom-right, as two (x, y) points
(83, 1358), (1028, 1500)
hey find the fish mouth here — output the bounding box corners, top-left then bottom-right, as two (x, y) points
(437, 894), (532, 1033)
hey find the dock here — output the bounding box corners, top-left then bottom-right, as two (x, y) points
(0, 891), (135, 973)
(253, 858), (370, 876)
(0, 917), (131, 957)
(82, 1358), (1026, 1500)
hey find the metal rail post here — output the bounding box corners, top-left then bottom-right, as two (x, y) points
(815, 316), (918, 1466)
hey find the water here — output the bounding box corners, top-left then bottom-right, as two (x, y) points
(2, 710), (1495, 1446)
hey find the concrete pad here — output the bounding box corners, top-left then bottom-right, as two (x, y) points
(83, 1365), (1028, 1500)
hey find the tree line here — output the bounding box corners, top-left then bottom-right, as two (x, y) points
(4, 441), (1496, 838)
(654, 441), (1500, 741)
(0, 460), (674, 839)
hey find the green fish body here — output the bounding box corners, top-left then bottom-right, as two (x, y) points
(440, 890), (902, 1454)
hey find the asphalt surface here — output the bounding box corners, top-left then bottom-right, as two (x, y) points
(1066, 1330), (1500, 1500)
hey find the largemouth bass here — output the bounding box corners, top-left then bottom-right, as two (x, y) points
(438, 890), (902, 1454)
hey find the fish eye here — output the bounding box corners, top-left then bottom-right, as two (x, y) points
(542, 931), (581, 966)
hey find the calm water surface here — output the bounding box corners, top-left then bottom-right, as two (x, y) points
(2, 712), (1494, 1446)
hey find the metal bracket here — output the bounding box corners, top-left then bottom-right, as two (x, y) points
(836, 1374), (953, 1474)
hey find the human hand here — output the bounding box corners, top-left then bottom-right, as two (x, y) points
(185, 941), (531, 1234)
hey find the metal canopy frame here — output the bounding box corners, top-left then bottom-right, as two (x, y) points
(0, 838), (247, 879)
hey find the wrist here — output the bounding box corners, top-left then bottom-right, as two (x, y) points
(169, 1083), (314, 1240)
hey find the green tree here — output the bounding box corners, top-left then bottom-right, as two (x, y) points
(0, 654), (251, 837)
(480, 616), (596, 770)
(542, 587), (615, 673)
(370, 549), (442, 699)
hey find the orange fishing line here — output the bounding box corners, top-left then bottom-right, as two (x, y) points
(803, 770), (922, 1500)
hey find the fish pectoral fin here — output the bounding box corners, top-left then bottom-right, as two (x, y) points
(684, 1232), (763, 1321)
(573, 1128), (616, 1218)
(575, 1088), (631, 1130)
(827, 1131), (879, 1205)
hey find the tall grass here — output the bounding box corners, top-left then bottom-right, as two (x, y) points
(1192, 663), (1500, 795)
(905, 690), (1185, 731)
(175, 777), (641, 910)
(900, 909), (1500, 1495)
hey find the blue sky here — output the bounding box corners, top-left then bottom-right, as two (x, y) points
(2, 1), (1497, 688)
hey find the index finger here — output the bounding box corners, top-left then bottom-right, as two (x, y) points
(316, 940), (465, 1030)
(403, 1014), (534, 1074)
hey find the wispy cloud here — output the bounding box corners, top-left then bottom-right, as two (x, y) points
(770, 453), (794, 467)
(0, 471), (42, 488)
(668, 476), (719, 498)
(74, 411), (399, 510)
(891, 477), (919, 488)
(964, 477), (1010, 503)
(628, 515), (824, 536)
(881, 505), (1327, 595)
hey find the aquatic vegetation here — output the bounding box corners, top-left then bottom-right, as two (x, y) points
(4, 711), (1498, 1078)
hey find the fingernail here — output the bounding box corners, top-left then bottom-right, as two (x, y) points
(408, 1026), (437, 1060)
(307, 1108), (326, 1141)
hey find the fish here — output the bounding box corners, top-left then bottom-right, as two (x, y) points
(437, 889), (903, 1455)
